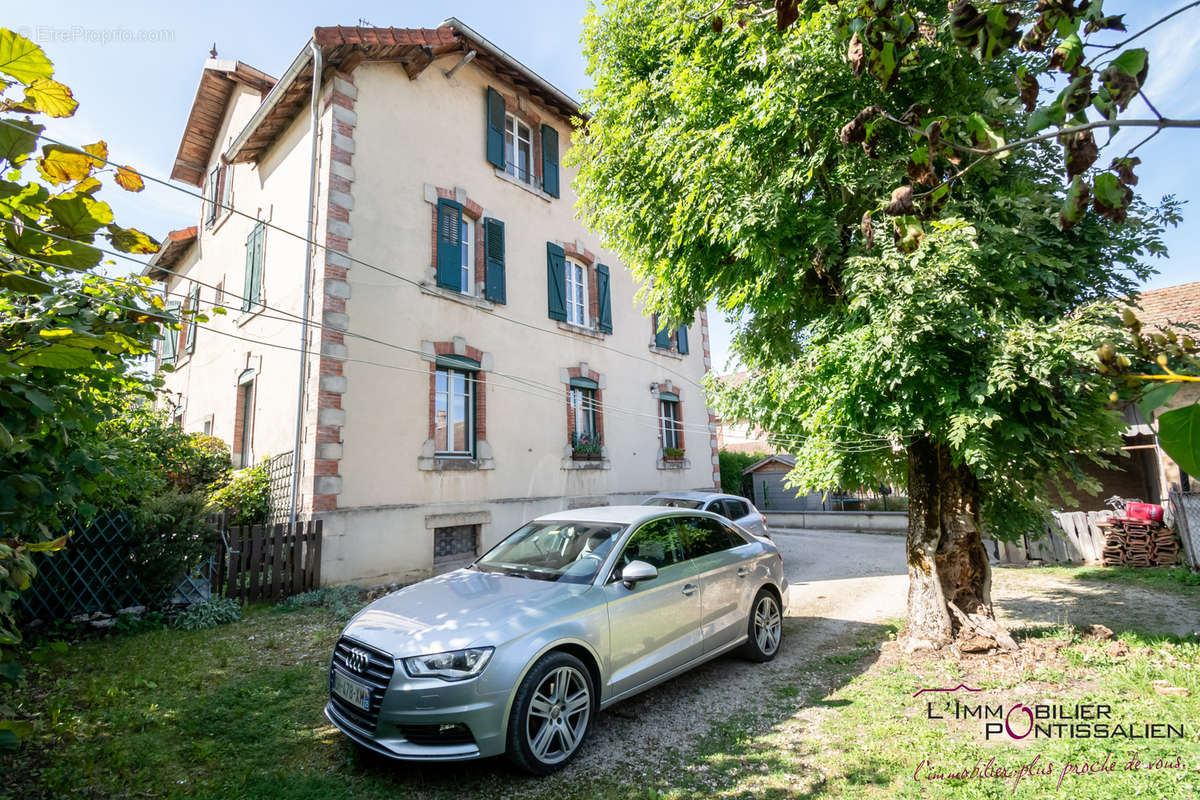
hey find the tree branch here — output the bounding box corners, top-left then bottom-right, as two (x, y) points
(1084, 0), (1200, 68)
(882, 116), (1200, 198)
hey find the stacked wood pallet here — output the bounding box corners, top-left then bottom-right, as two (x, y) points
(1096, 517), (1180, 567)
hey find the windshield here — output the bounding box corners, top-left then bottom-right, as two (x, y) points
(474, 521), (625, 583)
(643, 497), (704, 510)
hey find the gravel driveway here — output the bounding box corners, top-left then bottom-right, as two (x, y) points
(558, 528), (908, 777)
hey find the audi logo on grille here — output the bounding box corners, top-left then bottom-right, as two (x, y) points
(345, 647), (371, 674)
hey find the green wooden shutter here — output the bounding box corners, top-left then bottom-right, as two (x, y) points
(185, 284), (200, 353)
(252, 223), (265, 305)
(541, 124), (559, 197)
(676, 325), (689, 354)
(596, 263), (613, 333)
(241, 225), (257, 311)
(161, 300), (180, 364)
(546, 242), (567, 321)
(483, 217), (506, 304)
(486, 87), (506, 168)
(436, 199), (463, 290)
(653, 315), (671, 348)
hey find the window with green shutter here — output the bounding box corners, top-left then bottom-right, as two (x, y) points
(596, 263), (613, 333)
(653, 314), (672, 349)
(242, 222), (265, 311)
(436, 199), (464, 291)
(546, 242), (567, 321)
(486, 87), (506, 169)
(185, 283), (200, 354)
(676, 325), (689, 355)
(161, 300), (181, 365)
(484, 217), (506, 304)
(541, 124), (559, 198)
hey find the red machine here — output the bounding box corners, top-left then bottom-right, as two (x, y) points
(1124, 502), (1164, 523)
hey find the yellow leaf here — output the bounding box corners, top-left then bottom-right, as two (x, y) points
(82, 140), (107, 168)
(24, 78), (77, 118)
(115, 165), (144, 192)
(0, 29), (53, 84)
(25, 534), (69, 552)
(37, 145), (91, 184)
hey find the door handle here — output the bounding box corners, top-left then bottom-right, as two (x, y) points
(681, 583), (698, 597)
(737, 567), (749, 578)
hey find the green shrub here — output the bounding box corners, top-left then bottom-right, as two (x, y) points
(174, 597), (240, 630)
(276, 585), (365, 621)
(130, 491), (215, 599)
(718, 450), (770, 496)
(207, 462), (270, 526)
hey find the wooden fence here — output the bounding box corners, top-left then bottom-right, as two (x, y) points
(215, 520), (323, 602)
(986, 511), (1112, 566)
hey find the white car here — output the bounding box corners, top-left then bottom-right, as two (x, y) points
(642, 491), (769, 538)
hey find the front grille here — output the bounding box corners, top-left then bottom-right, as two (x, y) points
(399, 723), (476, 747)
(329, 637), (394, 732)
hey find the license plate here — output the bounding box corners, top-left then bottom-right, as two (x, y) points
(333, 670), (372, 711)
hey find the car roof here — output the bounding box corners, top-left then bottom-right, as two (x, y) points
(534, 504), (705, 526)
(646, 491), (740, 502)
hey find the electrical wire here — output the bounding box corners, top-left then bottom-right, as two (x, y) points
(0, 222), (897, 450)
(0, 119), (709, 393)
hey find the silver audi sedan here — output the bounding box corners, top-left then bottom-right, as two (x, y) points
(325, 505), (787, 774)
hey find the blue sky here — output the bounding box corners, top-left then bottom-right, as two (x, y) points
(12, 0), (1199, 371)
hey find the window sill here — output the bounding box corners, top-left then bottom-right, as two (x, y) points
(420, 282), (495, 311)
(418, 456), (495, 471)
(648, 344), (684, 360)
(562, 458), (611, 471)
(657, 457), (691, 471)
(556, 320), (607, 339)
(206, 208), (233, 235)
(493, 167), (552, 202)
(236, 304), (266, 327)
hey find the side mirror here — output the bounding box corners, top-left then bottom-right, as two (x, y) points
(620, 560), (658, 588)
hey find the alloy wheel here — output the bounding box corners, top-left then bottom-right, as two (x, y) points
(753, 594), (781, 656)
(525, 665), (591, 764)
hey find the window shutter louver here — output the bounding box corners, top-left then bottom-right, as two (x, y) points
(185, 284), (200, 353)
(653, 315), (672, 349)
(162, 300), (181, 364)
(483, 217), (506, 304)
(436, 199), (463, 290)
(676, 325), (689, 354)
(596, 263), (613, 333)
(541, 124), (559, 197)
(486, 87), (506, 168)
(546, 242), (567, 321)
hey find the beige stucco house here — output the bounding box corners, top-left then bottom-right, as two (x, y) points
(146, 21), (720, 586)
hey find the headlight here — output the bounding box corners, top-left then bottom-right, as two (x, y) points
(401, 647), (494, 681)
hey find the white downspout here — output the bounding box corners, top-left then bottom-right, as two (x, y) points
(288, 39), (322, 533)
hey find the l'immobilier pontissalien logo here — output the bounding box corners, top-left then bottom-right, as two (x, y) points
(913, 684), (1186, 741)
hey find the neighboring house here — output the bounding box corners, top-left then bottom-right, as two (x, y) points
(146, 21), (720, 585)
(1054, 280), (1200, 510)
(713, 370), (779, 455)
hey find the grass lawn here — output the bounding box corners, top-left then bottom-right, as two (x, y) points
(2, 572), (1198, 799)
(1036, 565), (1200, 593)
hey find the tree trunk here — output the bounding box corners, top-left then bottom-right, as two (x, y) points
(904, 436), (1013, 650)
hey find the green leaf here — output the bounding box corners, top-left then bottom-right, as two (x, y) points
(1109, 47), (1148, 78)
(106, 224), (159, 254)
(1157, 404), (1200, 479)
(1093, 173), (1125, 208)
(0, 421), (12, 450)
(1026, 101), (1065, 134)
(16, 344), (99, 369)
(1137, 382), (1179, 422)
(0, 29), (53, 84)
(48, 194), (113, 236)
(0, 119), (43, 167)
